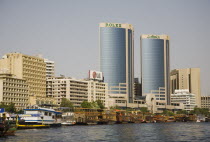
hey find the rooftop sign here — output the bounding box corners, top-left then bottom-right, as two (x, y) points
(147, 35), (160, 39)
(89, 70), (103, 81)
(105, 23), (122, 28)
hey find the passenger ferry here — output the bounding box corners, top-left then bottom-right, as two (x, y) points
(18, 105), (62, 128)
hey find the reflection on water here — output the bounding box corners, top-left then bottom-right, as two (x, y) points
(2, 123), (210, 142)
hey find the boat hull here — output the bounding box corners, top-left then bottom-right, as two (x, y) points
(17, 124), (50, 129)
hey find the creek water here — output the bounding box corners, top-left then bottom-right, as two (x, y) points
(1, 122), (210, 142)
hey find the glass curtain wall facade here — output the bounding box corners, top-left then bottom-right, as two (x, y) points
(99, 23), (134, 103)
(141, 35), (170, 104)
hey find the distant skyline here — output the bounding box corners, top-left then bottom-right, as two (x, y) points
(0, 0), (210, 95)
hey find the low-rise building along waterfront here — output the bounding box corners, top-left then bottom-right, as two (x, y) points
(171, 89), (197, 112)
(46, 76), (108, 107)
(145, 87), (184, 113)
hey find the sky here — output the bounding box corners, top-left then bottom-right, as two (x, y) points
(0, 0), (210, 95)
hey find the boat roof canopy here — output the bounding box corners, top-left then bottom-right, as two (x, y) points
(24, 109), (62, 114)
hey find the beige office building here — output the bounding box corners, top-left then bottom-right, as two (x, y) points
(0, 53), (46, 98)
(201, 96), (210, 109)
(46, 76), (108, 107)
(0, 73), (29, 110)
(170, 68), (201, 107)
(88, 80), (108, 107)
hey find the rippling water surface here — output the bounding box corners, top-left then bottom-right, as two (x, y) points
(1, 123), (210, 142)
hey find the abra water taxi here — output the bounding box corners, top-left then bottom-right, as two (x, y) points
(18, 105), (62, 129)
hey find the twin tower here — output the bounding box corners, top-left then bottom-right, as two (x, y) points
(99, 23), (170, 104)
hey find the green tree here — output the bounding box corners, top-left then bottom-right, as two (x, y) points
(8, 102), (16, 113)
(91, 101), (99, 109)
(0, 102), (16, 113)
(176, 110), (188, 115)
(140, 107), (149, 113)
(96, 100), (105, 109)
(16, 109), (24, 114)
(162, 110), (174, 116)
(189, 107), (210, 116)
(110, 105), (121, 110)
(60, 98), (73, 108)
(81, 101), (92, 108)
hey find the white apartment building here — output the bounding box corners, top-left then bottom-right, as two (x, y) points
(44, 58), (55, 77)
(0, 73), (29, 110)
(46, 76), (108, 107)
(171, 89), (197, 112)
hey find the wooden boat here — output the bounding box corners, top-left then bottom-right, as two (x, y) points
(175, 114), (187, 122)
(97, 110), (117, 125)
(153, 115), (166, 123)
(165, 116), (176, 122)
(74, 108), (100, 125)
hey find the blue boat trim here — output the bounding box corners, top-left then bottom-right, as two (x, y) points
(24, 109), (62, 114)
(25, 120), (54, 122)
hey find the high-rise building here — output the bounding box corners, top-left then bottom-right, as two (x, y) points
(99, 23), (134, 103)
(134, 78), (142, 98)
(141, 35), (170, 104)
(170, 68), (201, 107)
(0, 53), (46, 97)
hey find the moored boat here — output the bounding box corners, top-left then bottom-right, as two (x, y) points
(18, 105), (62, 129)
(153, 115), (166, 123)
(17, 124), (50, 129)
(165, 116), (176, 122)
(61, 112), (76, 126)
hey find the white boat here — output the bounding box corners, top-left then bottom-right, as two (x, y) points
(19, 105), (62, 127)
(196, 119), (201, 122)
(61, 112), (76, 126)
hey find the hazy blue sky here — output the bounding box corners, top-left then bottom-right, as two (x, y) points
(0, 0), (210, 95)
